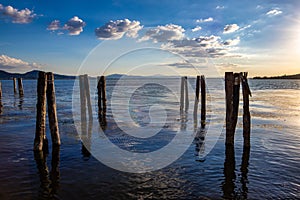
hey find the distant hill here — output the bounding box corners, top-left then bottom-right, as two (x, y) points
(253, 74), (300, 79)
(0, 70), (76, 80)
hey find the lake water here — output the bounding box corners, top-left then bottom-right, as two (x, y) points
(0, 78), (299, 199)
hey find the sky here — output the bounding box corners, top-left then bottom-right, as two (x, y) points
(0, 0), (300, 77)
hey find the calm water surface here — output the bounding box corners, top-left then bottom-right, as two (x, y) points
(0, 78), (299, 199)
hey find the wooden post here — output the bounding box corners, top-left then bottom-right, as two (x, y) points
(100, 76), (107, 113)
(46, 72), (61, 146)
(83, 74), (93, 119)
(200, 75), (206, 127)
(180, 77), (184, 111)
(232, 73), (240, 131)
(34, 72), (47, 151)
(97, 76), (102, 114)
(225, 72), (234, 146)
(79, 75), (87, 123)
(17, 78), (24, 96)
(13, 78), (17, 94)
(193, 76), (200, 129)
(184, 76), (189, 112)
(0, 81), (3, 113)
(241, 72), (251, 147)
(222, 145), (236, 198)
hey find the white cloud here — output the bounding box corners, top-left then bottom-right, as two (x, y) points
(63, 16), (86, 35)
(223, 24), (239, 34)
(216, 6), (225, 10)
(139, 24), (185, 43)
(47, 20), (60, 31)
(196, 17), (214, 23)
(266, 9), (282, 16)
(192, 26), (202, 32)
(95, 19), (143, 40)
(0, 4), (37, 24)
(223, 37), (240, 46)
(0, 54), (42, 72)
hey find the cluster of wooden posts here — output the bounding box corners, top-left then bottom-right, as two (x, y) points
(225, 72), (251, 147)
(0, 77), (24, 114)
(34, 72), (60, 152)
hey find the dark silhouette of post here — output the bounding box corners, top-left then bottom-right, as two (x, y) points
(97, 76), (107, 115)
(200, 75), (206, 127)
(0, 81), (2, 114)
(240, 146), (250, 199)
(193, 76), (200, 129)
(225, 72), (234, 146)
(13, 78), (17, 94)
(83, 74), (93, 119)
(46, 72), (61, 146)
(184, 76), (189, 112)
(34, 72), (48, 151)
(17, 78), (24, 96)
(232, 73), (240, 131)
(79, 75), (87, 123)
(241, 72), (251, 147)
(180, 77), (184, 111)
(50, 145), (60, 196)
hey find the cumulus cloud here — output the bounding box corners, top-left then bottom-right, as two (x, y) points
(0, 4), (37, 24)
(139, 24), (185, 43)
(192, 26), (202, 32)
(223, 24), (239, 34)
(63, 16), (86, 35)
(223, 37), (240, 46)
(95, 19), (143, 40)
(196, 17), (214, 23)
(266, 9), (282, 16)
(47, 20), (60, 31)
(0, 54), (42, 72)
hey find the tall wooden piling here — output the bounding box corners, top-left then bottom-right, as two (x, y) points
(17, 78), (24, 96)
(100, 76), (107, 113)
(0, 81), (3, 113)
(79, 75), (87, 123)
(83, 74), (93, 119)
(34, 72), (47, 151)
(46, 72), (61, 146)
(193, 76), (200, 128)
(241, 72), (251, 147)
(13, 78), (17, 94)
(232, 73), (240, 130)
(180, 77), (185, 111)
(225, 72), (235, 146)
(200, 75), (206, 127)
(184, 76), (189, 112)
(97, 77), (102, 114)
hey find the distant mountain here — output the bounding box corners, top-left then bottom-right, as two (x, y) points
(253, 74), (300, 79)
(0, 70), (76, 80)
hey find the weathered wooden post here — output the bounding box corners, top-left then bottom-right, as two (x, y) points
(225, 72), (234, 146)
(232, 73), (240, 131)
(180, 77), (185, 111)
(0, 81), (3, 113)
(97, 76), (102, 114)
(34, 72), (47, 151)
(46, 72), (61, 146)
(184, 76), (189, 112)
(79, 75), (87, 123)
(83, 74), (93, 119)
(13, 78), (17, 94)
(241, 72), (251, 147)
(100, 76), (107, 113)
(193, 76), (200, 129)
(17, 78), (24, 96)
(200, 75), (206, 127)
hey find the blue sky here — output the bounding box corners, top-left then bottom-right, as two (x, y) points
(0, 0), (299, 77)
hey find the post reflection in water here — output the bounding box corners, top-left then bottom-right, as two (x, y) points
(193, 104), (206, 161)
(222, 145), (250, 199)
(34, 145), (60, 199)
(18, 95), (24, 110)
(180, 110), (187, 131)
(81, 119), (93, 159)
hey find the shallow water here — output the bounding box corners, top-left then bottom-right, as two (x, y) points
(0, 78), (299, 199)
